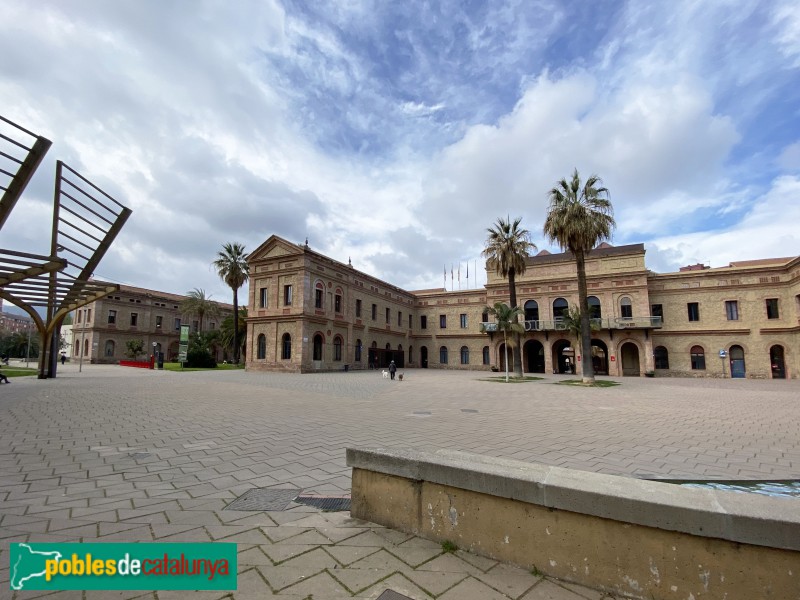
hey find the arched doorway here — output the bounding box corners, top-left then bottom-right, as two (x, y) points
(523, 340), (545, 373)
(729, 345), (746, 378)
(420, 346), (428, 368)
(498, 343), (509, 372)
(770, 345), (786, 379)
(313, 334), (324, 362)
(551, 339), (573, 374)
(620, 342), (640, 376)
(590, 339), (609, 375)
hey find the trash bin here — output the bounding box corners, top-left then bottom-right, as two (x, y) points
(157, 352), (164, 370)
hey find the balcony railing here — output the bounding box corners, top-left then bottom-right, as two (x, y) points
(480, 316), (662, 333)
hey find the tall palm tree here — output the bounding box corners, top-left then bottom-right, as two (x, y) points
(544, 169), (615, 384)
(180, 288), (219, 335)
(480, 302), (525, 383)
(213, 242), (249, 364)
(482, 217), (536, 378)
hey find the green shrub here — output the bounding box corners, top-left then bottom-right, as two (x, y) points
(185, 349), (217, 368)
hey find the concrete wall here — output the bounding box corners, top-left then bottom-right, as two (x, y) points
(347, 448), (800, 600)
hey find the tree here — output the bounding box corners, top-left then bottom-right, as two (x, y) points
(480, 302), (525, 383)
(180, 288), (219, 335)
(482, 217), (536, 378)
(220, 308), (247, 361)
(544, 169), (615, 384)
(125, 339), (145, 360)
(213, 243), (249, 364)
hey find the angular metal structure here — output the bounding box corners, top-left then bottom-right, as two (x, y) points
(0, 115), (132, 378)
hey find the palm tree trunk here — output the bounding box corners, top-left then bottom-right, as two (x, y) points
(508, 269), (524, 378)
(575, 250), (595, 384)
(232, 289), (239, 364)
(503, 330), (509, 383)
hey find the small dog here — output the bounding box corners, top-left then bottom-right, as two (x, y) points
(398, 373), (404, 381)
(381, 369), (389, 379)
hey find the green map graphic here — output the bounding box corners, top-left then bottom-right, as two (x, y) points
(10, 543), (62, 590)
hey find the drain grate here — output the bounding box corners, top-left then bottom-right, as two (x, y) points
(377, 591), (413, 600)
(225, 488), (301, 511)
(129, 452), (152, 460)
(294, 495), (351, 512)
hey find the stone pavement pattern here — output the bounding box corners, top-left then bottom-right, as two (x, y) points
(1, 365), (799, 598)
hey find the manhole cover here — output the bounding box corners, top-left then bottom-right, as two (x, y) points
(129, 453), (152, 460)
(225, 488), (301, 511)
(377, 591), (413, 600)
(460, 409), (479, 413)
(294, 495), (351, 511)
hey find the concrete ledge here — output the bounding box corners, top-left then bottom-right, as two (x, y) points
(347, 447), (800, 599)
(347, 447), (800, 551)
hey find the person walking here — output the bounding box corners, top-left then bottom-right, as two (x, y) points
(389, 360), (397, 380)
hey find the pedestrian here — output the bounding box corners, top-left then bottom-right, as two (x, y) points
(389, 360), (397, 380)
(61, 353), (66, 365)
(0, 369), (8, 384)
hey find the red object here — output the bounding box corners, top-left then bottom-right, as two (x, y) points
(119, 360), (151, 369)
(577, 356), (581, 361)
(610, 356), (616, 361)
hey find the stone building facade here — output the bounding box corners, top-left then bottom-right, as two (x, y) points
(70, 285), (232, 364)
(244, 235), (798, 379)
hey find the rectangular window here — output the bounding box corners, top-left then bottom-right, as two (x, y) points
(371, 304), (377, 320)
(259, 287), (268, 308)
(335, 294), (342, 313)
(398, 311), (402, 326)
(77, 310), (82, 324)
(356, 299), (362, 318)
(459, 313), (467, 328)
(108, 310), (116, 324)
(440, 314), (447, 329)
(130, 312), (138, 327)
(766, 298), (779, 319)
(620, 304), (633, 319)
(156, 315), (162, 329)
(651, 304), (663, 323)
(421, 315), (427, 329)
(87, 309), (92, 322)
(385, 307), (390, 323)
(408, 314), (412, 329)
(687, 302), (699, 322)
(725, 300), (739, 321)
(284, 285), (293, 306)
(209, 322), (216, 330)
(174, 317), (181, 330)
(315, 288), (323, 309)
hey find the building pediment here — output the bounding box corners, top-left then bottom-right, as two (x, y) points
(248, 235), (304, 262)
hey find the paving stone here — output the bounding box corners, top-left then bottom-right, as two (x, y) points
(355, 573), (433, 600)
(257, 564), (326, 591)
(325, 544), (382, 566)
(350, 549), (410, 571)
(399, 569), (469, 596)
(475, 563), (543, 598)
(329, 566), (397, 594)
(261, 544), (325, 564)
(520, 580), (597, 600)
(415, 553), (485, 576)
(437, 576), (515, 600)
(384, 545), (442, 568)
(456, 549), (499, 572)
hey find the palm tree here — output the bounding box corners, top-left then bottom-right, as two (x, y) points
(544, 169), (615, 384)
(213, 242), (249, 364)
(481, 302), (525, 383)
(220, 308), (247, 360)
(482, 217), (536, 378)
(180, 288), (219, 335)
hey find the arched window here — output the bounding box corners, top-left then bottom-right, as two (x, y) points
(620, 296), (633, 319)
(74, 341), (79, 356)
(439, 346), (448, 364)
(281, 333), (291, 360)
(333, 336), (343, 361)
(385, 343), (391, 350)
(371, 341), (377, 348)
(257, 334), (266, 360)
(409, 346), (413, 363)
(587, 296), (602, 319)
(553, 297), (568, 319)
(84, 339), (89, 356)
(313, 334), (323, 361)
(690, 345), (705, 370)
(104, 340), (115, 357)
(654, 346), (669, 369)
(334, 288), (343, 313)
(460, 346), (469, 364)
(483, 346), (490, 365)
(524, 300), (539, 321)
(314, 281), (324, 309)
(355, 339), (362, 362)
(398, 343), (403, 352)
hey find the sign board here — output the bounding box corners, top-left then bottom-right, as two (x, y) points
(719, 350), (727, 358)
(178, 325), (190, 362)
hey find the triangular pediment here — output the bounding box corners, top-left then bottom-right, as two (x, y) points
(248, 235), (304, 262)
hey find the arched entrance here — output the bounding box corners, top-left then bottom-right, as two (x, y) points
(498, 343), (509, 372)
(313, 334), (324, 362)
(620, 342), (640, 376)
(729, 345), (746, 378)
(770, 345), (786, 379)
(590, 339), (609, 375)
(420, 346), (428, 368)
(524, 340), (545, 373)
(551, 339), (573, 374)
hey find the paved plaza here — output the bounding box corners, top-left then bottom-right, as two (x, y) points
(1, 365), (799, 599)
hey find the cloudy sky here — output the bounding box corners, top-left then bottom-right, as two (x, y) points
(2, 0), (799, 303)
